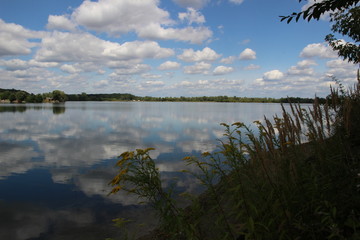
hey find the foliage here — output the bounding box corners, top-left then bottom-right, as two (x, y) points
(1, 88), (326, 104)
(110, 79), (360, 239)
(52, 90), (67, 102)
(0, 88), (66, 103)
(325, 6), (360, 64)
(281, 0), (360, 64)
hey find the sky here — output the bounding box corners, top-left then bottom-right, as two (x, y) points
(0, 0), (358, 98)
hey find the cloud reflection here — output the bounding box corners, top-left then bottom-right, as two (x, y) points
(0, 101), (286, 190)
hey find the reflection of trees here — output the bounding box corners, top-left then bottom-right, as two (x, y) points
(52, 104), (66, 115)
(0, 105), (27, 113)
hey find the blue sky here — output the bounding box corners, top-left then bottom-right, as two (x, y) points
(0, 0), (357, 97)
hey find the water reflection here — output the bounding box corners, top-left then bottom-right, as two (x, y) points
(0, 103), (66, 114)
(0, 101), (288, 239)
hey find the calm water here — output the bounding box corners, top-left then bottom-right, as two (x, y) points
(0, 101), (288, 239)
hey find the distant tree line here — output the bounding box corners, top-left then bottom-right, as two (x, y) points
(66, 92), (137, 101)
(137, 95), (281, 103)
(1, 88), (326, 104)
(0, 88), (67, 103)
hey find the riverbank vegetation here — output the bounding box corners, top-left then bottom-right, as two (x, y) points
(109, 78), (360, 240)
(1, 88), (325, 104)
(0, 88), (67, 103)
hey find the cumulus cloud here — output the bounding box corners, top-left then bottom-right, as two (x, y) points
(220, 56), (236, 64)
(213, 66), (234, 75)
(35, 32), (174, 63)
(178, 8), (205, 24)
(296, 59), (317, 68)
(239, 48), (256, 60)
(175, 78), (244, 92)
(60, 64), (82, 74)
(72, 0), (211, 43)
(300, 43), (338, 59)
(0, 59), (28, 70)
(103, 40), (175, 60)
(0, 19), (42, 57)
(173, 0), (210, 9)
(110, 63), (151, 75)
(326, 59), (356, 69)
(178, 47), (221, 62)
(46, 15), (77, 32)
(287, 60), (317, 76)
(73, 0), (172, 34)
(287, 66), (315, 76)
(183, 62), (211, 74)
(326, 59), (357, 82)
(263, 70), (284, 81)
(158, 61), (181, 70)
(141, 80), (165, 87)
(141, 73), (162, 79)
(136, 24), (212, 44)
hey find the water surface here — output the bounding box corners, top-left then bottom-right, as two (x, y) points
(0, 101), (288, 239)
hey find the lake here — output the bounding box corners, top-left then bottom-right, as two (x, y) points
(0, 101), (290, 240)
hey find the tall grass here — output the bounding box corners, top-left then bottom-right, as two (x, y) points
(109, 80), (360, 240)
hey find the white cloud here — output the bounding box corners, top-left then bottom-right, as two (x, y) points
(183, 62), (211, 74)
(220, 56), (236, 64)
(141, 80), (165, 86)
(0, 19), (42, 57)
(175, 78), (244, 92)
(46, 15), (77, 32)
(229, 0), (245, 4)
(301, 0), (331, 20)
(287, 66), (315, 76)
(326, 59), (356, 69)
(263, 70), (284, 81)
(173, 0), (209, 9)
(178, 8), (205, 24)
(60, 64), (82, 74)
(0, 59), (28, 70)
(178, 47), (221, 62)
(239, 48), (256, 60)
(158, 61), (181, 70)
(136, 24), (212, 44)
(93, 79), (109, 88)
(106, 59), (142, 69)
(28, 60), (59, 68)
(213, 66), (234, 75)
(141, 73), (162, 79)
(103, 40), (175, 60)
(300, 43), (338, 59)
(326, 59), (357, 82)
(73, 0), (172, 34)
(296, 59), (317, 68)
(244, 64), (260, 70)
(35, 32), (174, 63)
(287, 60), (317, 76)
(111, 64), (151, 75)
(72, 0), (211, 43)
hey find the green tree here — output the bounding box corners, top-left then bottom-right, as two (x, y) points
(9, 93), (16, 102)
(281, 0), (360, 66)
(79, 92), (88, 101)
(35, 94), (44, 103)
(15, 91), (27, 102)
(52, 90), (67, 102)
(0, 91), (10, 100)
